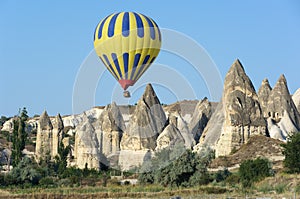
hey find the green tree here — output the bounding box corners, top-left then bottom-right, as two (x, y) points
(0, 116), (9, 127)
(11, 119), (21, 166)
(239, 158), (273, 188)
(138, 145), (214, 187)
(214, 168), (231, 183)
(55, 141), (71, 175)
(11, 108), (29, 166)
(19, 107), (29, 121)
(188, 147), (215, 186)
(282, 133), (300, 173)
(9, 157), (41, 186)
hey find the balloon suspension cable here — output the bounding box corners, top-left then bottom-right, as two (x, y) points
(123, 90), (131, 98)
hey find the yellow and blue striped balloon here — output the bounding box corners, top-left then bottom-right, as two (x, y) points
(94, 12), (161, 90)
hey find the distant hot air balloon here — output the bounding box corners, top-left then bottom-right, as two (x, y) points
(94, 12), (161, 97)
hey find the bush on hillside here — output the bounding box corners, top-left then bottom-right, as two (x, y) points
(282, 133), (300, 173)
(239, 157), (273, 188)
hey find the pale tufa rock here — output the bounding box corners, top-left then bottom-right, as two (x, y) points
(74, 119), (101, 170)
(292, 88), (300, 113)
(35, 111), (53, 161)
(196, 59), (267, 157)
(258, 78), (272, 118)
(120, 84), (167, 151)
(188, 97), (214, 141)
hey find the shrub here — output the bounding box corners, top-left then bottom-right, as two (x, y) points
(9, 157), (42, 186)
(274, 183), (287, 194)
(39, 176), (57, 188)
(225, 173), (240, 186)
(239, 158), (273, 188)
(214, 168), (231, 182)
(282, 133), (300, 173)
(257, 183), (273, 194)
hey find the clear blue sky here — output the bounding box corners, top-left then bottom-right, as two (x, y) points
(1, 1), (299, 117)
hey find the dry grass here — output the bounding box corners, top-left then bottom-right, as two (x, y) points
(0, 185), (228, 199)
(255, 173), (300, 194)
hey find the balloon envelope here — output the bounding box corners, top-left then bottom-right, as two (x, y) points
(94, 12), (161, 90)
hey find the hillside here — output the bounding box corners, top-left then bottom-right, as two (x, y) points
(210, 135), (284, 170)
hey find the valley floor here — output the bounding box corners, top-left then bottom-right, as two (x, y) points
(1, 173), (299, 199)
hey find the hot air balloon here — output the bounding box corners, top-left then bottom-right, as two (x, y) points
(94, 12), (161, 97)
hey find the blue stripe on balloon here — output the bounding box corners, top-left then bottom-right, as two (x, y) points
(108, 13), (120, 37)
(134, 55), (150, 80)
(133, 13), (144, 38)
(130, 53), (141, 80)
(111, 53), (123, 79)
(94, 24), (98, 41)
(122, 12), (130, 37)
(98, 16), (109, 39)
(152, 20), (161, 41)
(102, 54), (119, 79)
(150, 56), (156, 63)
(142, 15), (155, 40)
(123, 53), (129, 79)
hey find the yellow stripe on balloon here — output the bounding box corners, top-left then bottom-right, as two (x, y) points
(127, 12), (137, 80)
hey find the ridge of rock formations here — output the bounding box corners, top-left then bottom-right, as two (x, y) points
(6, 62), (299, 171)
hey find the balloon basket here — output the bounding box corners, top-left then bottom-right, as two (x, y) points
(123, 91), (131, 98)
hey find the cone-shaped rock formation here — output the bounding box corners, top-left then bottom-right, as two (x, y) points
(196, 59), (266, 157)
(121, 84), (167, 150)
(258, 79), (272, 118)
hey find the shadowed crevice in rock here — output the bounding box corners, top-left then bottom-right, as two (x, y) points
(188, 97), (214, 141)
(197, 98), (224, 146)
